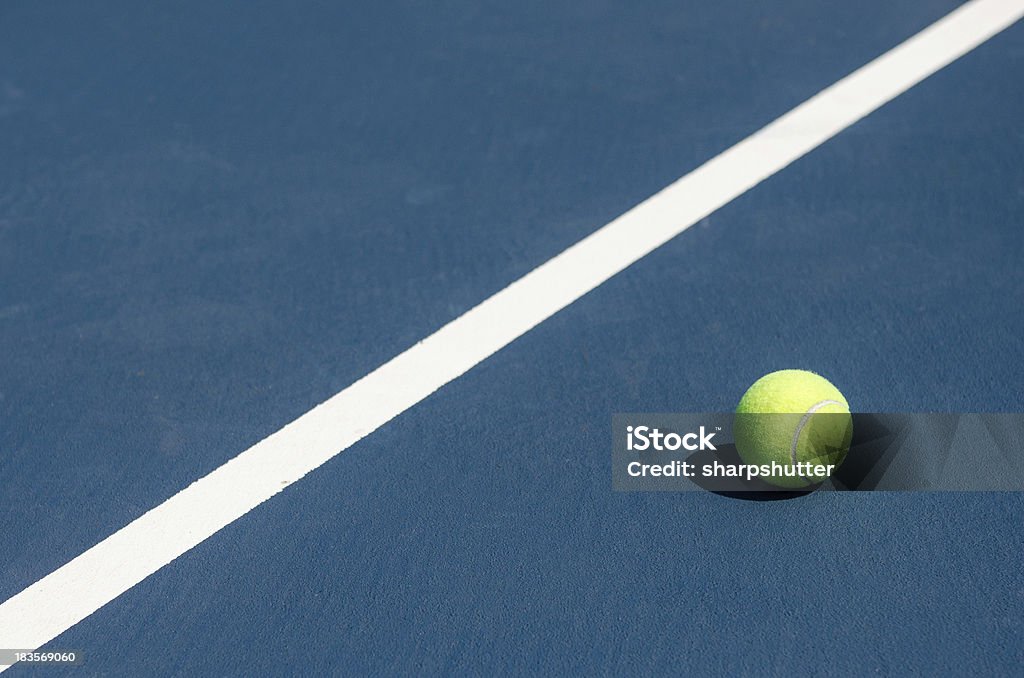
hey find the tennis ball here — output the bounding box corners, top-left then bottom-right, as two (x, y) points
(734, 370), (852, 488)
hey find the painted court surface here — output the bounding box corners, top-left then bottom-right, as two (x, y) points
(1, 0), (1023, 674)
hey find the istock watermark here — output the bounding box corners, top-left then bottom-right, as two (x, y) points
(612, 413), (1024, 493)
(625, 425), (718, 452)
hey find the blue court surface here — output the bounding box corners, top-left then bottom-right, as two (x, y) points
(2, 0), (1023, 675)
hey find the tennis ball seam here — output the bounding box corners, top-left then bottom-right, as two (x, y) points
(789, 399), (845, 479)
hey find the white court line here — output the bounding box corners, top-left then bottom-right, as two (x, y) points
(2, 0), (1022, 668)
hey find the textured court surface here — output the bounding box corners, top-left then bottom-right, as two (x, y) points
(1, 1), (1023, 674)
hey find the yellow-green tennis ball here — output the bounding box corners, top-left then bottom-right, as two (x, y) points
(734, 370), (853, 488)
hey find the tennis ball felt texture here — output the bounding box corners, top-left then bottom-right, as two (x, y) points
(734, 370), (853, 488)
